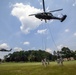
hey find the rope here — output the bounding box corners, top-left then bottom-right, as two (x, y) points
(41, 23), (59, 51)
(46, 24), (59, 51)
(41, 24), (47, 50)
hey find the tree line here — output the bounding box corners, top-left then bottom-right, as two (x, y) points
(4, 50), (52, 62)
(4, 47), (76, 62)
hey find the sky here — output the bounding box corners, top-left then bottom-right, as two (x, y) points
(0, 0), (76, 59)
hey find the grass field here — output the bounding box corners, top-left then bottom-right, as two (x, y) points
(0, 61), (76, 75)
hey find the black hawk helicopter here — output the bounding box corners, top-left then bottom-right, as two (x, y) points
(0, 48), (12, 52)
(29, 0), (67, 22)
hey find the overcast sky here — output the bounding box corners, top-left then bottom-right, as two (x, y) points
(0, 0), (76, 59)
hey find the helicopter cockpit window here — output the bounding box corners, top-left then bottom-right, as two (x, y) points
(48, 13), (52, 16)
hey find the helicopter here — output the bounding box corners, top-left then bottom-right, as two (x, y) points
(0, 48), (12, 52)
(29, 0), (67, 22)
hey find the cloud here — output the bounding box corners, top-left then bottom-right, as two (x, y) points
(65, 29), (69, 32)
(57, 44), (63, 50)
(74, 32), (76, 36)
(11, 3), (43, 34)
(73, 0), (76, 6)
(57, 44), (68, 50)
(23, 41), (30, 45)
(37, 29), (48, 34)
(39, 1), (42, 6)
(45, 48), (52, 54)
(0, 43), (10, 49)
(14, 47), (22, 51)
(38, 0), (42, 5)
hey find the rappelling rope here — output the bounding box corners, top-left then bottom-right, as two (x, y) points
(46, 23), (59, 51)
(41, 22), (59, 51)
(41, 24), (47, 50)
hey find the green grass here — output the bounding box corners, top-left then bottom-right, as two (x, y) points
(0, 61), (76, 75)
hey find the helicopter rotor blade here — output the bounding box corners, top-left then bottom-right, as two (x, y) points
(49, 9), (63, 12)
(42, 0), (45, 12)
(29, 14), (36, 16)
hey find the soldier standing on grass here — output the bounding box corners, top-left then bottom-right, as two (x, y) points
(60, 57), (63, 65)
(57, 58), (60, 65)
(41, 58), (50, 67)
(41, 59), (44, 66)
(44, 58), (47, 67)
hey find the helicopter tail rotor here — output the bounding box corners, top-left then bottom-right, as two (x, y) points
(61, 15), (67, 22)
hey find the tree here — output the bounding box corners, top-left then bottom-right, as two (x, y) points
(4, 50), (52, 62)
(61, 47), (73, 58)
(73, 51), (76, 60)
(0, 59), (2, 63)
